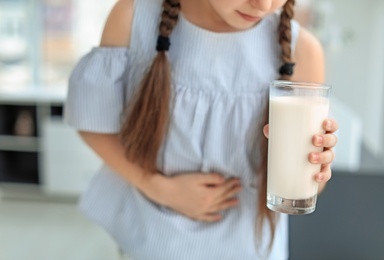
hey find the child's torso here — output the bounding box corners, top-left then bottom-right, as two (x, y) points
(79, 0), (299, 258)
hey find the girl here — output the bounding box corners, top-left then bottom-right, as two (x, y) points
(65, 0), (338, 259)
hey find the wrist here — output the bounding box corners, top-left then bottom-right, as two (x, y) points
(138, 172), (171, 206)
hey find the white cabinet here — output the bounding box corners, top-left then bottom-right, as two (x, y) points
(41, 118), (101, 195)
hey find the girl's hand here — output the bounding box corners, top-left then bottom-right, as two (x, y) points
(309, 119), (338, 183)
(263, 118), (339, 184)
(141, 173), (242, 222)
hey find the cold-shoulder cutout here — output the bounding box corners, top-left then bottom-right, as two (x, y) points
(100, 0), (134, 48)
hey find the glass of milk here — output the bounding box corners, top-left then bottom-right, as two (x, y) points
(267, 80), (331, 215)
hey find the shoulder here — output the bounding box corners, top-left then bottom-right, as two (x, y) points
(291, 26), (325, 83)
(100, 0), (134, 47)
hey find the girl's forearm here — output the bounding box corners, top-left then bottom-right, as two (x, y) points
(78, 131), (169, 203)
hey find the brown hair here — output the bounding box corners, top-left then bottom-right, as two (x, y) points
(120, 0), (295, 248)
(120, 0), (180, 172)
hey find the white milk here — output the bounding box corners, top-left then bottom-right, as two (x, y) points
(267, 96), (330, 200)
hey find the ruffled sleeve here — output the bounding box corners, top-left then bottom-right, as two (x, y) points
(64, 47), (130, 133)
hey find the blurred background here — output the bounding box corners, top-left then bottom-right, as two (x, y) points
(0, 0), (383, 259)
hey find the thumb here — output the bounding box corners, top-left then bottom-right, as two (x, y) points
(263, 124), (269, 138)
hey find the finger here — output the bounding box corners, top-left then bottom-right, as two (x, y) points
(309, 149), (335, 164)
(314, 164), (332, 183)
(211, 198), (239, 213)
(312, 134), (338, 148)
(263, 124), (269, 138)
(199, 173), (225, 185)
(323, 119), (339, 133)
(223, 184), (242, 200)
(199, 213), (222, 222)
(215, 178), (241, 199)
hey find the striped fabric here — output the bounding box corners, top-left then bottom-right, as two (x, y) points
(64, 0), (299, 259)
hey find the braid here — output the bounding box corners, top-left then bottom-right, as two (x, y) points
(160, 0), (180, 36)
(278, 0), (296, 79)
(256, 0), (296, 251)
(120, 0), (180, 172)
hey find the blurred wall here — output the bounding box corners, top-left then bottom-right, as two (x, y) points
(323, 0), (384, 158)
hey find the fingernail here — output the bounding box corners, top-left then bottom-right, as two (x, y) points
(310, 153), (319, 163)
(326, 120), (333, 130)
(317, 174), (324, 182)
(315, 135), (323, 146)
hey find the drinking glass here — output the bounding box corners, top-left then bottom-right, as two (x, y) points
(267, 80), (331, 215)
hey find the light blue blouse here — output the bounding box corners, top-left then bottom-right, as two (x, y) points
(65, 0), (299, 259)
